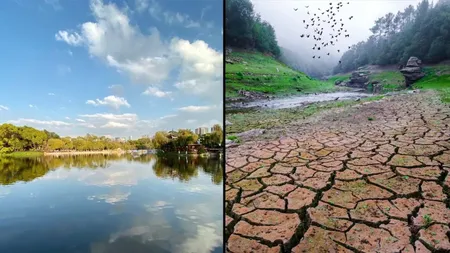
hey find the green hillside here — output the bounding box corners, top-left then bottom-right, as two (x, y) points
(329, 64), (450, 102)
(414, 65), (450, 102)
(225, 51), (336, 98)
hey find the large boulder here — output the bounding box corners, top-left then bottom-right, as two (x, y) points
(400, 57), (425, 87)
(346, 71), (370, 88)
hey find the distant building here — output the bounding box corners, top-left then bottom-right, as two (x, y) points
(195, 127), (209, 136)
(128, 136), (132, 141)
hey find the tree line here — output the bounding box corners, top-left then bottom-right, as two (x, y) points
(0, 123), (224, 154)
(334, 0), (450, 74)
(226, 0), (281, 57)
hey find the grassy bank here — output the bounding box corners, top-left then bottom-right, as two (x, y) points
(226, 95), (384, 134)
(226, 51), (335, 98)
(0, 151), (44, 158)
(413, 65), (450, 103)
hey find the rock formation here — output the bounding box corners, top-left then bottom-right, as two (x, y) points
(400, 57), (425, 87)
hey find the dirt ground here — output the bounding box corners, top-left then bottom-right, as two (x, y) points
(225, 90), (450, 252)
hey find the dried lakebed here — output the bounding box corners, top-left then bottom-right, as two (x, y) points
(225, 90), (450, 252)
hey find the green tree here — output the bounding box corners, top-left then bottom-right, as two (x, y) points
(153, 131), (169, 149)
(47, 138), (65, 151)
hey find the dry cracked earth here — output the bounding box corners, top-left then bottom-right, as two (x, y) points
(225, 91), (450, 253)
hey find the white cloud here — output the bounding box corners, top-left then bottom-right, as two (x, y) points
(68, 50), (73, 56)
(186, 119), (197, 123)
(171, 39), (223, 99)
(86, 95), (131, 109)
(55, 31), (83, 46)
(100, 122), (129, 128)
(29, 104), (37, 108)
(142, 86), (172, 98)
(135, 0), (149, 12)
(178, 105), (215, 113)
(200, 6), (211, 21)
(8, 118), (71, 127)
(55, 0), (222, 99)
(75, 119), (86, 122)
(149, 0), (201, 28)
(48, 93), (55, 96)
(160, 114), (177, 120)
(79, 113), (138, 122)
(88, 192), (130, 204)
(65, 117), (71, 120)
(0, 105), (9, 111)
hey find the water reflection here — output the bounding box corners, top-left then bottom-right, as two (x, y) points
(0, 154), (223, 253)
(0, 154), (223, 186)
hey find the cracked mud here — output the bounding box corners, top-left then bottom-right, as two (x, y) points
(225, 91), (450, 253)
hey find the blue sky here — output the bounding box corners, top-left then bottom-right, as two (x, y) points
(0, 0), (223, 138)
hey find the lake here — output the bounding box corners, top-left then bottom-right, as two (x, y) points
(0, 154), (223, 253)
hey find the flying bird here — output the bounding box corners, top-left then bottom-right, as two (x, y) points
(338, 49), (340, 52)
(349, 16), (354, 20)
(294, 8), (298, 11)
(306, 5), (309, 8)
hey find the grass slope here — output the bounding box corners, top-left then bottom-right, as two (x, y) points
(414, 65), (450, 103)
(226, 51), (335, 98)
(330, 64), (450, 100)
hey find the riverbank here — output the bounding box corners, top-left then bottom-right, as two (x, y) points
(0, 151), (44, 158)
(226, 94), (385, 134)
(44, 150), (126, 156)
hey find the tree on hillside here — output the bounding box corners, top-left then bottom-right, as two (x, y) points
(333, 0), (450, 74)
(226, 0), (281, 56)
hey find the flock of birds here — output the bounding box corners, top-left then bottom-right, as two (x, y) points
(294, 1), (354, 63)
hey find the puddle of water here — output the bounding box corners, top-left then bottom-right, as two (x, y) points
(227, 91), (372, 110)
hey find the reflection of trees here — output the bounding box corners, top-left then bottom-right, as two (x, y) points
(0, 154), (223, 185)
(0, 155), (116, 185)
(152, 155), (223, 185)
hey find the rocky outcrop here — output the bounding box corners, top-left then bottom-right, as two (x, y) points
(335, 70), (370, 88)
(400, 57), (425, 87)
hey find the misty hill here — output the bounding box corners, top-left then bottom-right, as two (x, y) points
(225, 50), (335, 99)
(334, 0), (450, 74)
(279, 47), (337, 79)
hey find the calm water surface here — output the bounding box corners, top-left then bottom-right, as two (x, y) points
(0, 154), (223, 253)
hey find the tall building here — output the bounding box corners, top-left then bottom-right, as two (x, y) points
(195, 127), (209, 136)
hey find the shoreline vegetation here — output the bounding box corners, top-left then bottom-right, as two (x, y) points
(0, 123), (224, 158)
